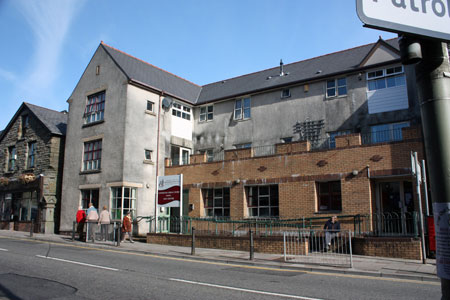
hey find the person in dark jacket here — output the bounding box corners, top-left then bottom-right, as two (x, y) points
(324, 215), (340, 250)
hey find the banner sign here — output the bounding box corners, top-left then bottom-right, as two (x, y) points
(157, 175), (182, 207)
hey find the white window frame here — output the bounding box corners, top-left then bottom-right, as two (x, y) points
(281, 88), (291, 99)
(144, 149), (153, 161)
(171, 145), (191, 166)
(110, 186), (136, 220)
(367, 66), (405, 91)
(326, 77), (347, 98)
(234, 97), (251, 120)
(172, 102), (191, 120)
(199, 105), (214, 122)
(146, 100), (155, 113)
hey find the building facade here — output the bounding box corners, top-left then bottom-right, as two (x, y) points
(0, 103), (67, 233)
(60, 37), (425, 234)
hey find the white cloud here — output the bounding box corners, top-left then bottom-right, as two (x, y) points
(14, 0), (85, 96)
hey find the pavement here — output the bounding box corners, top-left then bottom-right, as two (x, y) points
(0, 229), (438, 282)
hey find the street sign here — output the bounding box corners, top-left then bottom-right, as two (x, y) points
(356, 0), (450, 41)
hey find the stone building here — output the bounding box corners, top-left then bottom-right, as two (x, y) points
(60, 37), (425, 235)
(0, 103), (67, 233)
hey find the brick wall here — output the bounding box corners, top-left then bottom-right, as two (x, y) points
(352, 237), (422, 260)
(147, 233), (308, 255)
(166, 129), (424, 220)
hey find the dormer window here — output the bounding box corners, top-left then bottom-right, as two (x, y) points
(281, 89), (291, 99)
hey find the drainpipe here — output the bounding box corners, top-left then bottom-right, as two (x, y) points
(154, 93), (163, 231)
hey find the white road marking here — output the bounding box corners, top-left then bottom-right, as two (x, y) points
(0, 248), (8, 251)
(169, 278), (323, 300)
(36, 255), (118, 271)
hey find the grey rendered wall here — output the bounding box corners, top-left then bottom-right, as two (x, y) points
(193, 63), (420, 152)
(60, 46), (128, 232)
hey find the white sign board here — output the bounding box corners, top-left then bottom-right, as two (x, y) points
(356, 0), (450, 41)
(157, 175), (183, 208)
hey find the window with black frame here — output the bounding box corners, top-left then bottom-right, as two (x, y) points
(317, 181), (342, 212)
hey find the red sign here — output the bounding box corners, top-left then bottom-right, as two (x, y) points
(157, 175), (182, 207)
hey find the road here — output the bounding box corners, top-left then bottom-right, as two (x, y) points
(0, 236), (441, 300)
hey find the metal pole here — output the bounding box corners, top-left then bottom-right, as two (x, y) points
(72, 221), (75, 241)
(414, 152), (427, 264)
(414, 39), (450, 298)
(30, 219), (34, 237)
(191, 227), (196, 255)
(349, 231), (353, 269)
(249, 229), (254, 261)
(421, 159), (430, 216)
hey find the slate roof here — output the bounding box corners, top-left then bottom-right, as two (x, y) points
(197, 38), (400, 104)
(100, 38), (399, 105)
(101, 43), (202, 103)
(25, 103), (68, 136)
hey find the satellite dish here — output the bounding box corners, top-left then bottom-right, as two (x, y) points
(162, 97), (173, 110)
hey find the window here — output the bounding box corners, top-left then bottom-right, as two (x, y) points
(27, 142), (36, 168)
(328, 130), (351, 149)
(144, 149), (153, 161)
(21, 115), (29, 137)
(8, 147), (16, 171)
(246, 185), (279, 217)
(203, 188), (230, 217)
(199, 105), (213, 122)
(234, 97), (251, 120)
(111, 187), (136, 220)
(83, 140), (102, 171)
(326, 78), (347, 98)
(0, 193), (12, 221)
(84, 91), (105, 124)
(370, 122), (410, 143)
(199, 149), (214, 162)
(81, 189), (99, 210)
(235, 143), (252, 149)
(317, 181), (342, 212)
(172, 103), (191, 120)
(171, 145), (190, 166)
(281, 137), (293, 143)
(146, 101), (154, 112)
(17, 191), (38, 221)
(281, 89), (291, 98)
(367, 66), (405, 91)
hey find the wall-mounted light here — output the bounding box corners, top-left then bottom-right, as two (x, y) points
(235, 179), (240, 184)
(352, 170), (359, 176)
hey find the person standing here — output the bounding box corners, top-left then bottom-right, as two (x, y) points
(76, 206), (86, 241)
(324, 215), (340, 251)
(86, 203), (99, 242)
(98, 206), (111, 241)
(121, 211), (134, 243)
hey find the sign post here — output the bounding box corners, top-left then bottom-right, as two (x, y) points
(357, 1), (450, 297)
(157, 175), (183, 233)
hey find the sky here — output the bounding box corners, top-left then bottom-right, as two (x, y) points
(0, 0), (396, 130)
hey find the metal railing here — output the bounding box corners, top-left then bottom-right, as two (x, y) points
(191, 128), (409, 163)
(284, 229), (353, 268)
(72, 221), (121, 246)
(146, 212), (420, 238)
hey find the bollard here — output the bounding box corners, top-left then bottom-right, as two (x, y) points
(117, 223), (121, 247)
(30, 219), (34, 237)
(72, 221), (76, 241)
(249, 229), (254, 260)
(191, 227), (196, 255)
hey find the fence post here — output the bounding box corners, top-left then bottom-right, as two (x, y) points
(191, 227), (196, 255)
(349, 231), (353, 269)
(29, 219), (34, 237)
(283, 232), (287, 262)
(249, 229), (254, 260)
(72, 221), (76, 241)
